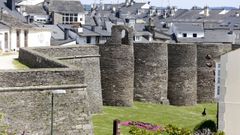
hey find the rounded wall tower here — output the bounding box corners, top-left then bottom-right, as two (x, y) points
(168, 43), (197, 106)
(99, 25), (134, 106)
(134, 42), (169, 104)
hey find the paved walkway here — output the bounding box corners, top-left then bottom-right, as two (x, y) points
(0, 54), (18, 70)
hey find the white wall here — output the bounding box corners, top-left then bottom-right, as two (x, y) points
(28, 30), (51, 47)
(78, 13), (85, 25)
(10, 29), (51, 51)
(176, 32), (204, 38)
(219, 48), (240, 135)
(17, 0), (44, 6)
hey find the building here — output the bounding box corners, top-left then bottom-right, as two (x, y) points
(47, 0), (85, 25)
(218, 47), (240, 135)
(0, 0), (51, 52)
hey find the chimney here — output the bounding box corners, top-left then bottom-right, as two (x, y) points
(236, 12), (240, 17)
(64, 28), (70, 40)
(7, 0), (16, 10)
(204, 6), (209, 17)
(91, 26), (95, 32)
(0, 8), (3, 20)
(125, 0), (130, 6)
(78, 23), (83, 33)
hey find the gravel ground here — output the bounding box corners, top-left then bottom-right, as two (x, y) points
(0, 54), (18, 70)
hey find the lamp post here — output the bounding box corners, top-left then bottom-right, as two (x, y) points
(51, 90), (66, 135)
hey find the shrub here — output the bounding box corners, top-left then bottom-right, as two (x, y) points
(164, 124), (192, 135)
(129, 124), (193, 135)
(194, 120), (217, 133)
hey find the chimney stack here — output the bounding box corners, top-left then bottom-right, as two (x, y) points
(204, 6), (209, 17)
(64, 28), (70, 40)
(7, 0), (16, 10)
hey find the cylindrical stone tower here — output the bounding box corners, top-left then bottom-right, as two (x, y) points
(134, 42), (169, 104)
(197, 43), (232, 103)
(168, 43), (197, 106)
(99, 25), (134, 106)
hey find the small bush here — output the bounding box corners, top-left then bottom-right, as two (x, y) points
(194, 120), (217, 132)
(129, 124), (193, 135)
(164, 124), (192, 135)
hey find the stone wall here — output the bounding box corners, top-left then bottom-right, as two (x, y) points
(134, 42), (169, 104)
(99, 44), (134, 106)
(232, 44), (240, 50)
(19, 46), (102, 113)
(197, 43), (232, 103)
(61, 58), (102, 113)
(0, 69), (84, 87)
(33, 45), (99, 58)
(19, 48), (67, 68)
(0, 87), (92, 135)
(99, 26), (134, 107)
(0, 68), (93, 134)
(168, 43), (198, 106)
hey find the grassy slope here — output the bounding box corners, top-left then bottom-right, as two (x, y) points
(93, 102), (217, 135)
(12, 59), (28, 69)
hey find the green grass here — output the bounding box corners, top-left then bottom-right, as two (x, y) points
(12, 59), (28, 69)
(93, 102), (217, 135)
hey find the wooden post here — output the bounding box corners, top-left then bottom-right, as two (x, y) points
(113, 119), (120, 135)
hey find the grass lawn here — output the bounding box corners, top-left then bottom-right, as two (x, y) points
(93, 102), (217, 135)
(12, 59), (28, 69)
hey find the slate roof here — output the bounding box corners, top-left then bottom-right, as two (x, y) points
(24, 3), (47, 15)
(120, 3), (146, 14)
(0, 0), (26, 22)
(44, 25), (64, 39)
(48, 0), (84, 13)
(173, 23), (204, 32)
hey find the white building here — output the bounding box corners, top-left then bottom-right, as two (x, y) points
(218, 48), (240, 135)
(0, 4), (51, 52)
(171, 23), (204, 38)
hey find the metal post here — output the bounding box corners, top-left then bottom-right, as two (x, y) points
(51, 93), (54, 135)
(113, 119), (120, 135)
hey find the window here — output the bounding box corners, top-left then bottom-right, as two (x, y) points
(86, 36), (91, 44)
(16, 30), (21, 48)
(182, 33), (187, 37)
(134, 36), (141, 41)
(62, 13), (78, 24)
(193, 33), (197, 37)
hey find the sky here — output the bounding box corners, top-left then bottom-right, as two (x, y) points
(81, 0), (240, 9)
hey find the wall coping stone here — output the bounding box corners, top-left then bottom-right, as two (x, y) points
(0, 84), (87, 92)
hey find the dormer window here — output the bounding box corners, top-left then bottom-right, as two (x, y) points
(183, 33), (187, 37)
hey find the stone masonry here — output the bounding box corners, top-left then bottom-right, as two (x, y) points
(197, 43), (232, 103)
(134, 42), (169, 104)
(168, 43), (198, 106)
(99, 25), (134, 106)
(19, 46), (103, 113)
(0, 69), (93, 134)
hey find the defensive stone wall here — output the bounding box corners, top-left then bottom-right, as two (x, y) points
(19, 48), (67, 68)
(0, 69), (93, 134)
(19, 46), (102, 113)
(197, 43), (232, 103)
(134, 42), (169, 104)
(231, 44), (240, 50)
(168, 43), (198, 106)
(0, 69), (84, 87)
(99, 25), (134, 106)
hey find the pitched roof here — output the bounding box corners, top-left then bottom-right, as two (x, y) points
(48, 0), (84, 13)
(24, 3), (47, 15)
(173, 23), (204, 32)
